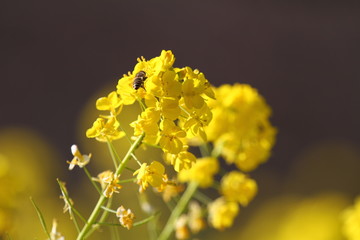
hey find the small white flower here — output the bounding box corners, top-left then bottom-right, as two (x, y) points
(67, 144), (91, 170)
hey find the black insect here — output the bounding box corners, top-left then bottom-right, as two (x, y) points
(133, 71), (147, 90)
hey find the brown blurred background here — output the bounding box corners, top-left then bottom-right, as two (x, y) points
(1, 0), (360, 239)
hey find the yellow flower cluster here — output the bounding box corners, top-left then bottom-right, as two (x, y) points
(220, 171), (257, 206)
(174, 84), (274, 233)
(342, 197), (360, 240)
(86, 50), (214, 173)
(76, 50), (277, 238)
(116, 50), (214, 171)
(177, 157), (218, 188)
(86, 91), (125, 142)
(206, 84), (276, 172)
(208, 197), (239, 231)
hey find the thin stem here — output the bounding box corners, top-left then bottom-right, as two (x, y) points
(137, 98), (147, 111)
(199, 143), (211, 157)
(179, 105), (191, 116)
(107, 140), (119, 168)
(131, 153), (142, 166)
(125, 166), (136, 172)
(118, 177), (137, 184)
(157, 182), (198, 240)
(193, 190), (212, 204)
(85, 198), (113, 238)
(83, 167), (102, 195)
(115, 133), (145, 176)
(101, 206), (117, 214)
(133, 213), (159, 227)
(76, 133), (145, 240)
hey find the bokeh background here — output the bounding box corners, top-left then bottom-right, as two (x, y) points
(1, 0), (360, 239)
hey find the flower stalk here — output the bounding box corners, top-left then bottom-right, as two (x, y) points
(76, 133), (144, 240)
(157, 182), (198, 240)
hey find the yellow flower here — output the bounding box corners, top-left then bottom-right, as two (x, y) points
(96, 91), (123, 116)
(220, 171), (257, 206)
(164, 145), (196, 172)
(175, 215), (190, 240)
(116, 50), (179, 105)
(145, 95), (181, 121)
(155, 49), (176, 72)
(188, 201), (206, 234)
(178, 157), (218, 188)
(67, 144), (91, 170)
(95, 171), (122, 198)
(182, 104), (212, 142)
(133, 161), (165, 192)
(116, 73), (144, 105)
(146, 70), (182, 98)
(86, 116), (125, 142)
(116, 205), (135, 230)
(206, 84), (276, 171)
(159, 181), (184, 202)
(208, 197), (239, 231)
(130, 107), (160, 144)
(342, 197), (360, 240)
(179, 67), (212, 109)
(159, 119), (186, 154)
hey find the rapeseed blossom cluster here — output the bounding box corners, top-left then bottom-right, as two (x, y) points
(42, 50), (276, 239)
(206, 84), (276, 172)
(176, 83), (275, 235)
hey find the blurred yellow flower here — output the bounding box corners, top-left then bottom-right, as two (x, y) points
(342, 197), (360, 240)
(178, 157), (218, 188)
(95, 171), (122, 198)
(220, 171), (257, 206)
(188, 201), (206, 234)
(116, 205), (135, 230)
(159, 181), (184, 203)
(208, 197), (239, 231)
(175, 214), (190, 240)
(206, 84), (276, 172)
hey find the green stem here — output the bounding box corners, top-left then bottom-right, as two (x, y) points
(107, 140), (119, 168)
(193, 190), (212, 204)
(118, 177), (137, 184)
(83, 167), (102, 195)
(115, 133), (145, 176)
(85, 198), (113, 238)
(76, 133), (145, 240)
(157, 182), (198, 240)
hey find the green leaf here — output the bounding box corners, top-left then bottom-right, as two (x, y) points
(29, 197), (50, 238)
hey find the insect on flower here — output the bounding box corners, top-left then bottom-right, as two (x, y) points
(133, 71), (147, 90)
